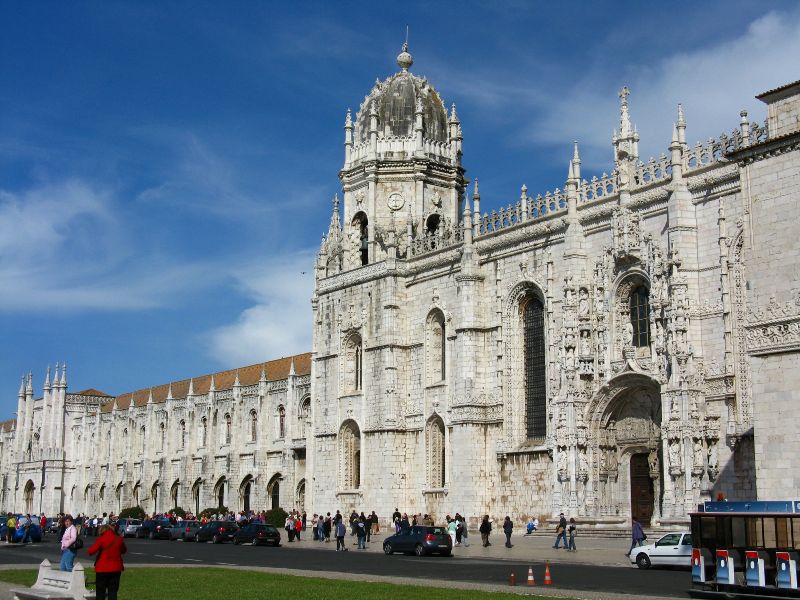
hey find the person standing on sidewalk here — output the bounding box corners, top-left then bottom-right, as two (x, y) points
(356, 516), (367, 549)
(447, 517), (457, 547)
(335, 518), (347, 551)
(552, 513), (568, 549)
(626, 516), (645, 556)
(479, 515), (492, 547)
(502, 516), (514, 548)
(87, 524), (126, 600)
(60, 515), (78, 572)
(460, 515), (470, 547)
(567, 518), (577, 552)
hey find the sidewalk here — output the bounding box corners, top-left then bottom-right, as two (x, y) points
(283, 529), (635, 567)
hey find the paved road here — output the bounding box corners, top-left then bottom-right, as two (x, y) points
(0, 537), (688, 598)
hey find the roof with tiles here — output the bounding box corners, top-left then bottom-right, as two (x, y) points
(1, 419), (15, 433)
(74, 388), (113, 397)
(100, 353), (311, 413)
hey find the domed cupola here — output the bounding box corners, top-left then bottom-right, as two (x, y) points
(354, 43), (449, 144)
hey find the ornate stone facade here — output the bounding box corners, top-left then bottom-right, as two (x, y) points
(309, 49), (800, 528)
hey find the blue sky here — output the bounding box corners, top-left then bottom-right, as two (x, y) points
(1, 0), (799, 417)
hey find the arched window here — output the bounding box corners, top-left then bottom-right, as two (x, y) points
(630, 286), (651, 347)
(159, 422), (166, 452)
(140, 426), (146, 454)
(278, 406), (286, 439)
(224, 414), (232, 445)
(170, 480), (179, 509)
(201, 417), (208, 447)
(250, 410), (257, 442)
(522, 295), (546, 439)
(339, 421), (361, 489)
(352, 212), (369, 266)
(426, 416), (446, 488)
(345, 335), (363, 392)
(106, 431), (112, 460)
(267, 474), (281, 510)
(299, 397), (311, 438)
(427, 310), (446, 383)
(179, 420), (186, 450)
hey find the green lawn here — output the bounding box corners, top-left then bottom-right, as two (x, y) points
(0, 567), (571, 599)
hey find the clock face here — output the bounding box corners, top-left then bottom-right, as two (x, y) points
(387, 192), (405, 211)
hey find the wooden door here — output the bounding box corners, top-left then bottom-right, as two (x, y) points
(630, 453), (654, 526)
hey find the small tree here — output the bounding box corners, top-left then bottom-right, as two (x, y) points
(265, 507), (288, 528)
(119, 506), (146, 520)
(168, 506), (186, 518)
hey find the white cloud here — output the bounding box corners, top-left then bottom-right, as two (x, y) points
(0, 179), (218, 311)
(205, 250), (316, 366)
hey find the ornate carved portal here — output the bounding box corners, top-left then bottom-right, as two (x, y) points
(589, 375), (662, 523)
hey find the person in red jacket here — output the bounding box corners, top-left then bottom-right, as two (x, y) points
(87, 524), (127, 600)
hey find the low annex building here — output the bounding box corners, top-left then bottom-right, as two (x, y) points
(1, 45), (800, 529)
(0, 355), (311, 516)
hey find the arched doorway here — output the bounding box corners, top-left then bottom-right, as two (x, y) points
(151, 482), (159, 514)
(133, 481), (141, 507)
(23, 480), (35, 514)
(588, 374), (662, 524)
(170, 480), (180, 510)
(116, 483), (123, 513)
(240, 476), (253, 513)
(213, 477), (226, 509)
(267, 474), (281, 510)
(296, 479), (306, 513)
(191, 479), (202, 515)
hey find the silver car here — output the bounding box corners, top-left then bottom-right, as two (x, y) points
(118, 518), (142, 538)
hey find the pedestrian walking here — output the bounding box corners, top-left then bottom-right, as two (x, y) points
(459, 515), (470, 547)
(567, 518), (577, 552)
(60, 515), (78, 572)
(552, 513), (568, 549)
(626, 516), (646, 556)
(5, 513), (16, 543)
(479, 515), (492, 547)
(356, 517), (367, 549)
(502, 516), (514, 548)
(88, 524), (127, 600)
(447, 517), (457, 548)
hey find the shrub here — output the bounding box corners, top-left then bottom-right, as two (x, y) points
(265, 507), (288, 528)
(168, 507), (186, 518)
(199, 506), (229, 519)
(119, 506), (146, 520)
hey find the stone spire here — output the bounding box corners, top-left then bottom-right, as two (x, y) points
(188, 378), (195, 397)
(613, 86), (639, 164)
(60, 362), (67, 387)
(572, 141), (581, 181)
(289, 357), (296, 377)
(167, 382), (174, 400)
(396, 41), (413, 72)
(472, 179), (481, 237)
(26, 372), (33, 395)
(18, 374), (25, 398)
(147, 388), (154, 405)
(234, 369), (241, 387)
(344, 108), (353, 165)
(209, 374), (216, 393)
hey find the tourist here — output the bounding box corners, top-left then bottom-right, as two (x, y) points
(479, 515), (492, 547)
(552, 513), (568, 549)
(60, 515), (78, 572)
(324, 513), (332, 542)
(317, 515), (325, 542)
(335, 518), (347, 551)
(370, 510), (379, 535)
(356, 516), (367, 549)
(294, 514), (302, 541)
(567, 518), (577, 552)
(626, 517), (645, 556)
(285, 514), (295, 542)
(460, 515), (470, 547)
(88, 524), (127, 600)
(19, 514), (32, 544)
(454, 513), (463, 545)
(447, 517), (457, 547)
(502, 515), (514, 548)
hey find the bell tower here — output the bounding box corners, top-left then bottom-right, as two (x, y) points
(336, 43), (467, 269)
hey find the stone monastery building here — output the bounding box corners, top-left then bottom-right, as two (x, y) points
(2, 45), (800, 529)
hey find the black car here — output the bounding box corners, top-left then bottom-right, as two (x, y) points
(233, 523), (281, 546)
(136, 519), (173, 540)
(383, 526), (452, 557)
(195, 520), (239, 544)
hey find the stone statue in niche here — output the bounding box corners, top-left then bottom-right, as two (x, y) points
(579, 448), (589, 476)
(669, 438), (681, 469)
(627, 322), (635, 346)
(578, 289), (590, 317)
(580, 331), (591, 356)
(693, 438), (704, 470)
(707, 440), (719, 479)
(648, 447), (659, 474)
(594, 288), (604, 315)
(557, 448), (568, 480)
(607, 447), (618, 475)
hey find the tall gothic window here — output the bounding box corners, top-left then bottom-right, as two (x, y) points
(278, 406), (286, 439)
(140, 426), (146, 454)
(340, 421), (361, 489)
(630, 286), (651, 347)
(523, 295), (547, 439)
(159, 422), (166, 452)
(426, 416), (446, 488)
(201, 417), (207, 447)
(224, 414), (232, 445)
(345, 335), (363, 392)
(250, 410), (258, 442)
(299, 398), (310, 438)
(179, 420), (186, 450)
(352, 212), (369, 266)
(428, 311), (446, 383)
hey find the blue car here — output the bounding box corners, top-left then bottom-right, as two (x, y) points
(0, 516), (42, 543)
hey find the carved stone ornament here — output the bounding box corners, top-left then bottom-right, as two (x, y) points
(387, 192), (405, 211)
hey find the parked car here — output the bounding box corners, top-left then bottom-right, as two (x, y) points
(195, 520), (239, 544)
(629, 532), (692, 569)
(118, 518), (142, 538)
(44, 518), (59, 535)
(383, 526), (452, 557)
(233, 523), (281, 546)
(0, 517), (42, 543)
(136, 518), (173, 540)
(169, 520), (201, 541)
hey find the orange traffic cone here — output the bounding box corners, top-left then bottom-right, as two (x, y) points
(509, 571), (517, 586)
(543, 561), (553, 585)
(527, 566), (536, 586)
